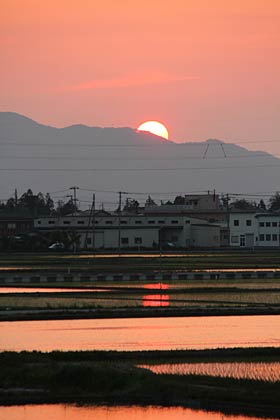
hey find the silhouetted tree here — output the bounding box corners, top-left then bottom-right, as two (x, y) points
(56, 199), (77, 216)
(1, 189), (55, 216)
(269, 193), (280, 211)
(258, 199), (267, 211)
(123, 198), (139, 213)
(174, 195), (185, 205)
(230, 199), (256, 211)
(145, 196), (157, 207)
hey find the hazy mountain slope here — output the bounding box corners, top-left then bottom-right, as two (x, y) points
(0, 112), (279, 208)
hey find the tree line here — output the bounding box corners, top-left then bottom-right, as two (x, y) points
(0, 189), (77, 216)
(2, 189), (280, 216)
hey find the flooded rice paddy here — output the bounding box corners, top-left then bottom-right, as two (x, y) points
(139, 362), (280, 382)
(0, 280), (279, 309)
(0, 315), (279, 352)
(0, 404), (277, 420)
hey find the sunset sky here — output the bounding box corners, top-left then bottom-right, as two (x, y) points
(1, 0), (280, 150)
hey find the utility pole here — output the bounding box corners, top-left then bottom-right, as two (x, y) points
(84, 193), (95, 250)
(92, 194), (96, 253)
(14, 189), (18, 206)
(70, 186), (79, 213)
(226, 193), (230, 248)
(226, 193), (230, 229)
(118, 191), (122, 254)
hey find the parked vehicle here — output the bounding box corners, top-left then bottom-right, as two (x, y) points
(48, 242), (65, 251)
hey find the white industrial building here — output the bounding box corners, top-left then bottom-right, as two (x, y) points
(34, 211), (221, 250)
(33, 190), (280, 250)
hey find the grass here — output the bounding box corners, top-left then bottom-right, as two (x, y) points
(0, 348), (279, 417)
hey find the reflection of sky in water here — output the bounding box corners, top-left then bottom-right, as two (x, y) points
(0, 287), (111, 293)
(143, 283), (169, 290)
(1, 315), (279, 352)
(0, 404), (272, 420)
(142, 294), (170, 307)
(139, 362), (280, 382)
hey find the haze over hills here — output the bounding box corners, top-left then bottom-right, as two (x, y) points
(0, 112), (279, 209)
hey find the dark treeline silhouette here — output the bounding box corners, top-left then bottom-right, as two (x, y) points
(0, 189), (77, 216)
(2, 189), (280, 216)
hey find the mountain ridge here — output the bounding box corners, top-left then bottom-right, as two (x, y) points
(0, 112), (279, 207)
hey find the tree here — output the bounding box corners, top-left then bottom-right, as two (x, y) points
(230, 199), (256, 211)
(45, 193), (55, 214)
(258, 199), (267, 211)
(174, 196), (185, 205)
(269, 193), (280, 211)
(123, 198), (139, 213)
(56, 199), (77, 216)
(145, 196), (157, 207)
(2, 189), (55, 216)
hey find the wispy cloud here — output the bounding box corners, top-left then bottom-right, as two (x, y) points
(63, 72), (200, 92)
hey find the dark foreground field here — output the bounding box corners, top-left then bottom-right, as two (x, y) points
(0, 348), (279, 418)
(2, 250), (280, 273)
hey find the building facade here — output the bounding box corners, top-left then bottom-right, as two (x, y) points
(34, 212), (221, 250)
(229, 212), (280, 248)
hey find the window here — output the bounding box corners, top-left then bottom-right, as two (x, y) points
(37, 221), (41, 225)
(63, 221), (70, 225)
(246, 220), (252, 226)
(94, 220), (99, 224)
(209, 218), (216, 223)
(272, 222), (277, 227)
(148, 220), (155, 224)
(120, 221), (127, 224)
(240, 235), (245, 247)
(259, 234), (264, 241)
(135, 220), (142, 224)
(86, 237), (92, 244)
(134, 237), (142, 244)
(185, 220), (190, 224)
(106, 221), (113, 225)
(77, 221), (85, 225)
(266, 234), (271, 241)
(259, 222), (264, 227)
(7, 223), (16, 229)
(272, 234), (278, 241)
(231, 236), (239, 243)
(121, 237), (129, 244)
(266, 222), (271, 227)
(158, 220), (165, 224)
(234, 220), (239, 226)
(171, 220), (178, 224)
(48, 221), (55, 224)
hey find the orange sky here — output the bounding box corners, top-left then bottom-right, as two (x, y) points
(1, 0), (280, 151)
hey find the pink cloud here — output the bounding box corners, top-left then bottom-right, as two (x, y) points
(63, 72), (200, 92)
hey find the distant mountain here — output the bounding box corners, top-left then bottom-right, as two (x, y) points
(0, 112), (279, 208)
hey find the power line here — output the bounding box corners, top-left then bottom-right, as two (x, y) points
(1, 163), (280, 172)
(1, 139), (280, 147)
(0, 153), (275, 161)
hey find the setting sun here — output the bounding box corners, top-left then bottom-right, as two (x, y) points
(137, 121), (169, 140)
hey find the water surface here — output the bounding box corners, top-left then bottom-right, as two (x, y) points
(0, 315), (279, 352)
(0, 404), (275, 420)
(139, 362), (280, 382)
